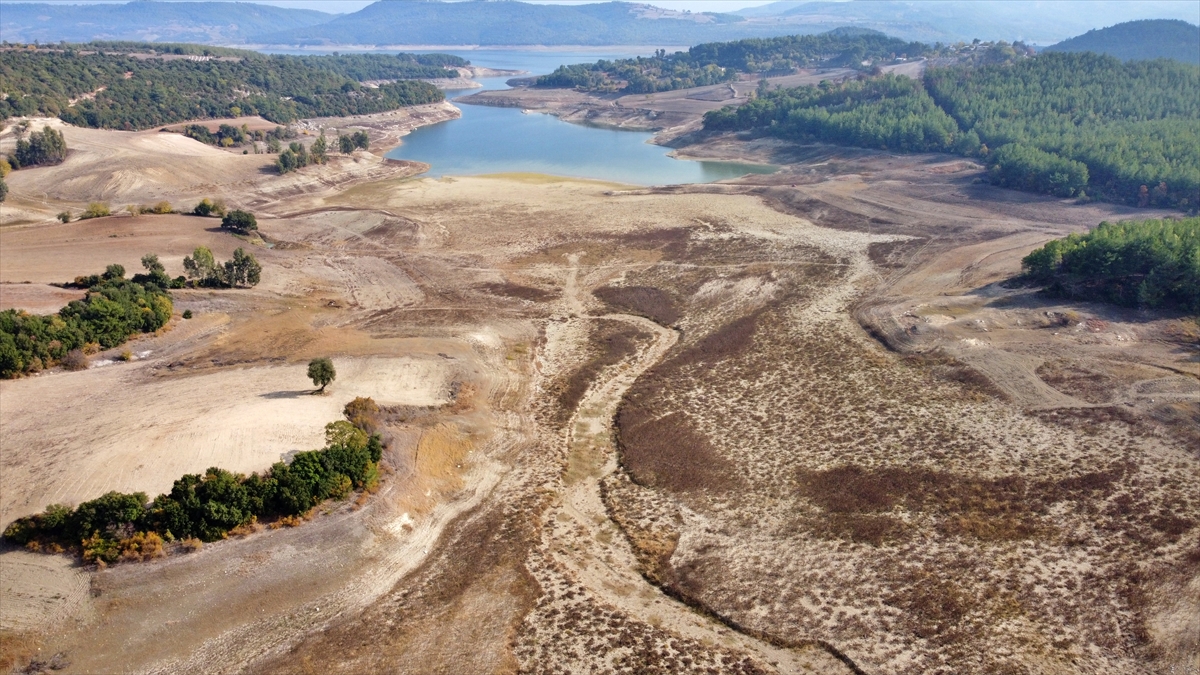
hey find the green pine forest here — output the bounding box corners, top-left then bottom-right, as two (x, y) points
(704, 52), (1200, 208)
(0, 44), (459, 129)
(1021, 217), (1200, 311)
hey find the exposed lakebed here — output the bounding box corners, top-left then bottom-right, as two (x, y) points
(383, 49), (776, 185)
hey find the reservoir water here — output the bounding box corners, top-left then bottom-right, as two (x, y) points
(380, 50), (776, 185)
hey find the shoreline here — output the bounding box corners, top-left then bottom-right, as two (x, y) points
(240, 44), (686, 53)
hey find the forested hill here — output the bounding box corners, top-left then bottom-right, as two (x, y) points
(535, 31), (929, 94)
(705, 52), (1200, 209)
(0, 45), (456, 129)
(0, 2), (332, 44)
(1044, 20), (1200, 65)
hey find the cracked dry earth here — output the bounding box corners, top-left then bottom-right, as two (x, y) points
(3, 166), (1197, 675)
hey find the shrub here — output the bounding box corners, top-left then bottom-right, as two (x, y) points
(193, 198), (216, 216)
(61, 349), (88, 371)
(182, 309), (193, 319)
(79, 202), (111, 220)
(56, 211), (71, 223)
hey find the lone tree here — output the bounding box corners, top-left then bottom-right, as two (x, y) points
(221, 209), (257, 234)
(308, 357), (336, 393)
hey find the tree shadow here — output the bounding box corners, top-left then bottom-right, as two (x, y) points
(259, 389), (317, 399)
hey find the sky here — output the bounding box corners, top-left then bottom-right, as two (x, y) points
(3, 0), (784, 14)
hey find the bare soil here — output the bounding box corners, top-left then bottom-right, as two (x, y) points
(0, 113), (1195, 675)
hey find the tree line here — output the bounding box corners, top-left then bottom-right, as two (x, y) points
(0, 46), (447, 130)
(1021, 217), (1200, 310)
(3, 399), (386, 564)
(534, 31), (930, 94)
(703, 52), (1200, 208)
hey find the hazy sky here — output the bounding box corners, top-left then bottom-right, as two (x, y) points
(4, 0), (783, 14)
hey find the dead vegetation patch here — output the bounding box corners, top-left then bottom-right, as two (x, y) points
(793, 463), (1133, 546)
(476, 281), (558, 303)
(1035, 359), (1116, 404)
(593, 285), (679, 326)
(902, 349), (1008, 401)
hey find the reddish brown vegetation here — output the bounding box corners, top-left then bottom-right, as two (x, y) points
(593, 285), (679, 326)
(477, 281), (558, 303)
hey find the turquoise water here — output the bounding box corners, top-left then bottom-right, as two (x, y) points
(379, 51), (775, 185)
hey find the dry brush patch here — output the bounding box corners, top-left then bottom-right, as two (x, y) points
(602, 232), (1199, 674)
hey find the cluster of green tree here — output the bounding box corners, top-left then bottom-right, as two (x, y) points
(338, 130), (370, 153)
(220, 209), (255, 232)
(537, 54), (735, 94)
(292, 52), (467, 81)
(1044, 19), (1200, 65)
(192, 197), (227, 217)
(535, 31), (929, 93)
(704, 74), (961, 153)
(182, 246), (262, 288)
(3, 404), (385, 564)
(925, 52), (1200, 207)
(277, 138), (325, 173)
(0, 156), (9, 203)
(687, 31), (930, 72)
(7, 124), (67, 169)
(0, 261), (173, 378)
(704, 51), (1199, 207)
(0, 47), (444, 130)
(1021, 217), (1200, 311)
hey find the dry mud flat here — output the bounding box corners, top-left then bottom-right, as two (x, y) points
(0, 128), (1196, 675)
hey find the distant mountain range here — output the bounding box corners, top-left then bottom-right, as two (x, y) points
(0, 1), (333, 44)
(251, 1), (758, 47)
(1045, 19), (1200, 65)
(1, 0), (1197, 49)
(733, 1), (1200, 45)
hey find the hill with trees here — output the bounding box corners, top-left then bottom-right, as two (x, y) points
(0, 45), (449, 129)
(1021, 217), (1200, 310)
(1044, 19), (1200, 65)
(536, 30), (928, 94)
(0, 1), (333, 44)
(705, 51), (1200, 208)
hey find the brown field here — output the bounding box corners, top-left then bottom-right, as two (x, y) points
(0, 106), (1196, 675)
